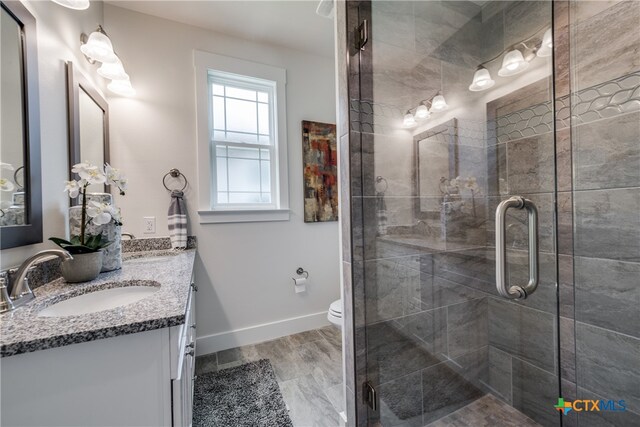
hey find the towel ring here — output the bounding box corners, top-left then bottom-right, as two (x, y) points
(163, 168), (188, 191)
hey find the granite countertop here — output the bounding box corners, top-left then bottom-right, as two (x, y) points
(0, 249), (196, 358)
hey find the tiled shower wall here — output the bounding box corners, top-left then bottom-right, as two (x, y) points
(338, 1), (640, 426)
(561, 1), (640, 426)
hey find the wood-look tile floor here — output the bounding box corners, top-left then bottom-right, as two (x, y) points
(195, 326), (344, 427)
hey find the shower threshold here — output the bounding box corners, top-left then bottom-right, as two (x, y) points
(424, 394), (541, 427)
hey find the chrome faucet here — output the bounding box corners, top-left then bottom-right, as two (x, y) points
(0, 250), (73, 313)
(121, 232), (136, 240)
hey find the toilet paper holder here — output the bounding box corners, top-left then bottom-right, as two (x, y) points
(295, 267), (309, 279)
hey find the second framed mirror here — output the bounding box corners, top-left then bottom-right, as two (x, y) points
(66, 61), (109, 202)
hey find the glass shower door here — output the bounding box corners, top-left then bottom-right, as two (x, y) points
(352, 1), (560, 425)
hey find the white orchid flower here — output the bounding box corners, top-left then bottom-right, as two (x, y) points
(86, 201), (113, 225)
(104, 163), (127, 195)
(109, 205), (123, 225)
(64, 180), (82, 198)
(72, 162), (106, 185)
(1, 162), (15, 171)
(0, 178), (15, 192)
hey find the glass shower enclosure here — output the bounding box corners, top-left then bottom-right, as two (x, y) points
(339, 1), (640, 426)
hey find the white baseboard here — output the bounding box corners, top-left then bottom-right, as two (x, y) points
(196, 311), (330, 355)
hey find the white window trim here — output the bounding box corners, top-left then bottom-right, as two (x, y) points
(194, 50), (289, 223)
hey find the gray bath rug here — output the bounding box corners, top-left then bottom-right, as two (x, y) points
(193, 358), (293, 427)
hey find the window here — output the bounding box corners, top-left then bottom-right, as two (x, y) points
(210, 73), (275, 206)
(195, 51), (289, 223)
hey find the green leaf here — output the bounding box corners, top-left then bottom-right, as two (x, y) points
(85, 234), (103, 250)
(63, 245), (100, 254)
(49, 237), (73, 248)
(70, 235), (82, 245)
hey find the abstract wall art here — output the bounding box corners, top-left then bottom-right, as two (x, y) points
(301, 120), (338, 222)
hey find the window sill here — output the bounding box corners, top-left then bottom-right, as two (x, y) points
(198, 209), (290, 224)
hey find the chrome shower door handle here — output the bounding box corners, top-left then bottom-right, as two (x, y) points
(495, 196), (539, 299)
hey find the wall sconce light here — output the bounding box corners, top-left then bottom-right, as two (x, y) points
(536, 29), (553, 57)
(403, 110), (417, 128)
(415, 103), (430, 120)
(97, 56), (129, 81)
(51, 0), (89, 10)
(469, 66), (495, 91)
(402, 92), (449, 128)
(468, 27), (551, 92)
(498, 49), (529, 77)
(80, 25), (136, 96)
(108, 78), (136, 97)
(80, 26), (117, 64)
(429, 94), (449, 112)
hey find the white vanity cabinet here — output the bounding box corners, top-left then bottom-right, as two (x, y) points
(171, 282), (197, 427)
(0, 282), (197, 427)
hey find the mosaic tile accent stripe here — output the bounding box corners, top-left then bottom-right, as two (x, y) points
(496, 103), (554, 143)
(350, 98), (486, 145)
(497, 71), (640, 143)
(566, 71), (640, 125)
(350, 72), (639, 143)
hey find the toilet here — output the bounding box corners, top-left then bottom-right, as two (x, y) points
(327, 299), (343, 329)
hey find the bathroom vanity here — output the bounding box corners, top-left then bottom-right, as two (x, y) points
(0, 249), (197, 427)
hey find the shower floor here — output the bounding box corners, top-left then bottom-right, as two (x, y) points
(425, 394), (541, 427)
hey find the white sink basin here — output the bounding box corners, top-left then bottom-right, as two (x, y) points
(38, 285), (160, 317)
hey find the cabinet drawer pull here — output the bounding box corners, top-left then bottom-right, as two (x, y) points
(191, 283), (198, 292)
(186, 342), (195, 349)
(191, 323), (196, 329)
(193, 375), (198, 381)
(185, 349), (195, 357)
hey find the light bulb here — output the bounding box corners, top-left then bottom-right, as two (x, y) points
(108, 78), (136, 97)
(498, 49), (529, 77)
(97, 56), (129, 80)
(80, 29), (117, 63)
(52, 0), (90, 10)
(415, 104), (430, 120)
(469, 67), (495, 92)
(430, 94), (448, 112)
(403, 111), (417, 128)
(537, 29), (553, 57)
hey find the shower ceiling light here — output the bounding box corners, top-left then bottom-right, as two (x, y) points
(430, 94), (448, 112)
(80, 26), (117, 63)
(415, 103), (430, 120)
(469, 67), (495, 91)
(97, 56), (129, 81)
(108, 78), (136, 97)
(403, 111), (417, 128)
(537, 29), (553, 57)
(51, 0), (90, 10)
(498, 49), (529, 77)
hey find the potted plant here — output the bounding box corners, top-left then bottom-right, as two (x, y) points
(50, 162), (127, 283)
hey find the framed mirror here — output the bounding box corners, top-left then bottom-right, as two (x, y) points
(66, 61), (109, 201)
(0, 1), (42, 249)
(414, 118), (458, 217)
